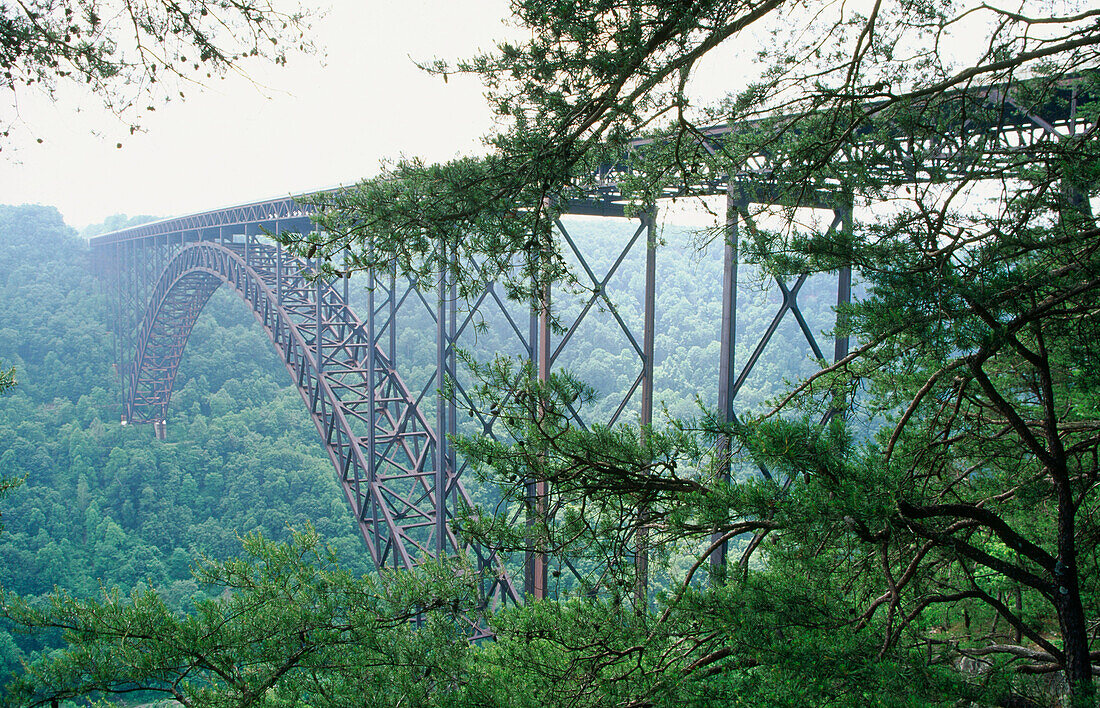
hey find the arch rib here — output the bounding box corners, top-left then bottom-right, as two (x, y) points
(126, 241), (519, 611)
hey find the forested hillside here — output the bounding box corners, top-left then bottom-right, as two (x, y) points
(0, 203), (845, 696)
(0, 205), (373, 671)
(3, 0), (1097, 701)
(8, 199), (1075, 708)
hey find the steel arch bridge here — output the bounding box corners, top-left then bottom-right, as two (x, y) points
(91, 199), (681, 610)
(90, 76), (1091, 607)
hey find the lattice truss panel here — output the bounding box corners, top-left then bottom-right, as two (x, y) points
(585, 81), (1094, 206)
(371, 248), (540, 596)
(112, 235), (518, 615)
(89, 77), (1093, 607)
(537, 215), (659, 596)
(93, 196), (857, 605)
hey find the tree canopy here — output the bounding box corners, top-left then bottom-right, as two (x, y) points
(6, 0), (1100, 706)
(1, 0), (313, 146)
(280, 0), (1100, 703)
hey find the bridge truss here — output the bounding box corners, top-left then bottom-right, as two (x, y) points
(90, 76), (1090, 609)
(90, 191), (849, 610)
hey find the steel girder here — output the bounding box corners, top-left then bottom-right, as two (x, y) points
(584, 77), (1095, 210)
(352, 214), (661, 601)
(91, 198), (318, 246)
(86, 75), (1092, 603)
(91, 197), (852, 604)
(85, 81), (1094, 246)
(710, 190), (853, 578)
(121, 239), (519, 617)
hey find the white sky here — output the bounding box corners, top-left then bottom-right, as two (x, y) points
(1, 1), (522, 229)
(7, 0), (990, 231)
(1, 0), (759, 230)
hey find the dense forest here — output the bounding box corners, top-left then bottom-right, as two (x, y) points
(4, 176), (1091, 706)
(3, 0), (1099, 702)
(0, 193), (912, 702)
(0, 204), (376, 676)
(4, 0), (1098, 703)
(3, 162), (1096, 705)
(0, 202), (849, 703)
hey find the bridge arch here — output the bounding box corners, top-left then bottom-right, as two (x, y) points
(125, 240), (517, 606)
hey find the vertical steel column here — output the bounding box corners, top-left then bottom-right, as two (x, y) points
(825, 201), (854, 425)
(536, 279), (550, 598)
(276, 224), (284, 306)
(525, 268), (550, 600)
(712, 187), (743, 583)
(448, 268), (458, 539)
(114, 241), (124, 423)
(121, 239), (128, 423)
(366, 257), (380, 562)
(389, 272), (397, 383)
(435, 243), (448, 558)
(526, 282), (538, 596)
(388, 262), (400, 569)
(316, 247), (324, 377)
(834, 203), (853, 364)
(124, 238), (136, 423)
(634, 208), (657, 612)
(529, 299), (539, 370)
(343, 249), (350, 305)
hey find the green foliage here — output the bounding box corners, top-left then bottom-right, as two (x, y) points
(287, 0), (801, 298)
(2, 528), (480, 707)
(0, 204), (374, 675)
(281, 0), (1100, 704)
(3, 528), (977, 708)
(0, 354), (19, 540)
(1, 0), (314, 145)
(456, 354), (716, 596)
(6, 0), (1100, 705)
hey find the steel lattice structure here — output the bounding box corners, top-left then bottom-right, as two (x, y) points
(89, 194), (846, 607)
(89, 76), (1092, 604)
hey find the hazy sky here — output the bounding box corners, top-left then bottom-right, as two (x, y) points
(2, 1), (521, 228)
(2, 1), (1008, 232)
(1, 0), (783, 231)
